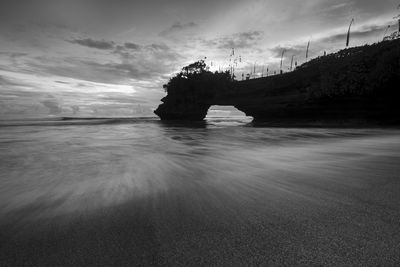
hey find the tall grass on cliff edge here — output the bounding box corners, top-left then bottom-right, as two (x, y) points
(346, 18), (355, 47)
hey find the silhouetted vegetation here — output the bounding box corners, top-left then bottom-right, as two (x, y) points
(162, 60), (232, 102)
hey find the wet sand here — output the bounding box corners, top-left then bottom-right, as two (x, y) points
(1, 126), (400, 266)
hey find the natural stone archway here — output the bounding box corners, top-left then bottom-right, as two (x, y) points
(155, 39), (400, 124)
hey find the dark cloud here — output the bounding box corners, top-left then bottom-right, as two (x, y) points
(55, 80), (71, 84)
(69, 38), (115, 50)
(124, 42), (142, 50)
(203, 31), (264, 50)
(114, 42), (172, 55)
(159, 22), (198, 36)
(147, 43), (170, 51)
(0, 52), (28, 58)
(171, 22), (197, 30)
(41, 99), (62, 114)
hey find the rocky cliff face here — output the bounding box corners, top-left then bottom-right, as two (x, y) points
(155, 39), (400, 124)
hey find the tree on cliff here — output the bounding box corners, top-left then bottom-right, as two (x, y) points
(162, 60), (232, 101)
(181, 60), (208, 77)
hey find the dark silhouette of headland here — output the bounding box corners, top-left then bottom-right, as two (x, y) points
(155, 39), (400, 125)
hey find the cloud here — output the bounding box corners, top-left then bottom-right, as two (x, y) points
(114, 42), (144, 54)
(31, 58), (143, 84)
(115, 42), (175, 55)
(269, 21), (396, 62)
(41, 99), (62, 115)
(147, 43), (170, 51)
(203, 31), (264, 50)
(71, 105), (80, 115)
(1, 35), (182, 90)
(124, 42), (142, 50)
(0, 68), (159, 118)
(319, 22), (396, 44)
(105, 62), (141, 78)
(27, 41), (181, 85)
(0, 52), (27, 58)
(0, 74), (29, 88)
(69, 38), (115, 50)
(112, 42), (183, 79)
(159, 22), (198, 37)
(269, 45), (308, 59)
(97, 94), (147, 105)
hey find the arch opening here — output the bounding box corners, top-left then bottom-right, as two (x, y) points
(205, 105), (253, 124)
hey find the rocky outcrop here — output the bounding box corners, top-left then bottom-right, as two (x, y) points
(154, 101), (210, 121)
(155, 39), (400, 124)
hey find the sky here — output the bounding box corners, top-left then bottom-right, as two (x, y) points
(0, 0), (399, 118)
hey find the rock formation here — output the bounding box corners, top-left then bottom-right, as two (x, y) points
(155, 39), (400, 124)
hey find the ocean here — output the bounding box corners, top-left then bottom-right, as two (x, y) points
(1, 117), (400, 265)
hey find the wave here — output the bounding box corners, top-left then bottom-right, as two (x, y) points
(0, 117), (159, 127)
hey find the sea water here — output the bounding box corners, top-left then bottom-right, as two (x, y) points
(1, 117), (400, 265)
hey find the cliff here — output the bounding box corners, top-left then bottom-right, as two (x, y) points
(155, 39), (400, 124)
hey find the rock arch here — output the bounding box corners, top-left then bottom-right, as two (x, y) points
(155, 40), (400, 124)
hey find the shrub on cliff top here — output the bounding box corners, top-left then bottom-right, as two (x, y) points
(163, 60), (232, 102)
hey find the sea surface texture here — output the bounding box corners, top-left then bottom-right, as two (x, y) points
(1, 117), (400, 266)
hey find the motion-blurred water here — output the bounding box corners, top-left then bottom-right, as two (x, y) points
(0, 117), (399, 220)
(1, 117), (400, 265)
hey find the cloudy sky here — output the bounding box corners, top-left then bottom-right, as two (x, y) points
(0, 0), (398, 118)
